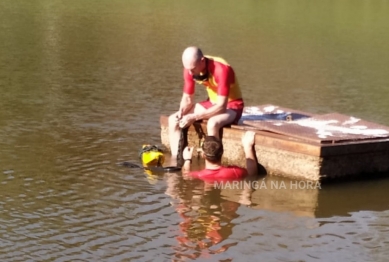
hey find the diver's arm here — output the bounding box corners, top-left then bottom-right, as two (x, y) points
(242, 131), (258, 176)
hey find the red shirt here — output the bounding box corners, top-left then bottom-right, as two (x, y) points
(183, 56), (243, 104)
(189, 166), (248, 182)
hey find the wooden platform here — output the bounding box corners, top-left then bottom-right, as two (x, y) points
(160, 105), (389, 181)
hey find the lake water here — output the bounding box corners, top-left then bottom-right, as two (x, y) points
(1, 0), (389, 261)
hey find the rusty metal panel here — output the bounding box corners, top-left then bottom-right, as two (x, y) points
(242, 110), (389, 144)
(239, 104), (313, 124)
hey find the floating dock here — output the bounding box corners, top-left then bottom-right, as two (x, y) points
(160, 105), (389, 181)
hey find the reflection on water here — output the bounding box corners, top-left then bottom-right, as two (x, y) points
(165, 173), (239, 259)
(1, 155), (389, 261)
(158, 171), (389, 261)
(1, 0), (389, 261)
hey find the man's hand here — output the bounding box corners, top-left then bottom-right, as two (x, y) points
(242, 131), (255, 150)
(179, 113), (197, 128)
(183, 146), (194, 160)
(182, 146), (194, 173)
(176, 108), (184, 121)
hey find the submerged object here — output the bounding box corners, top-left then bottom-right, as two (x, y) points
(119, 144), (182, 173)
(139, 145), (165, 167)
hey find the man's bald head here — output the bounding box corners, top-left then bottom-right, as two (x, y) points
(182, 46), (204, 70)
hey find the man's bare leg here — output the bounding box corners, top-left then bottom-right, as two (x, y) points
(168, 104), (207, 164)
(206, 109), (237, 139)
(168, 111), (184, 158)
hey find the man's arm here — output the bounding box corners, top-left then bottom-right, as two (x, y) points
(178, 69), (196, 119)
(194, 95), (228, 120)
(178, 95), (228, 128)
(178, 93), (195, 118)
(242, 131), (258, 176)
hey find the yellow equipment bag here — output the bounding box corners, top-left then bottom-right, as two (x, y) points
(139, 145), (165, 167)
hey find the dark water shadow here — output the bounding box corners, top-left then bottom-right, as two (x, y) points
(315, 173), (389, 218)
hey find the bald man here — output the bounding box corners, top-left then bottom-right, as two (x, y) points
(168, 46), (244, 158)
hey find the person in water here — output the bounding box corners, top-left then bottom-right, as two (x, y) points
(168, 46), (245, 160)
(181, 131), (258, 181)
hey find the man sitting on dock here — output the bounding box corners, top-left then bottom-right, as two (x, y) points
(168, 46), (245, 159)
(181, 131), (258, 181)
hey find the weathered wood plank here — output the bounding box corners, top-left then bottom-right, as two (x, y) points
(160, 104), (389, 181)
